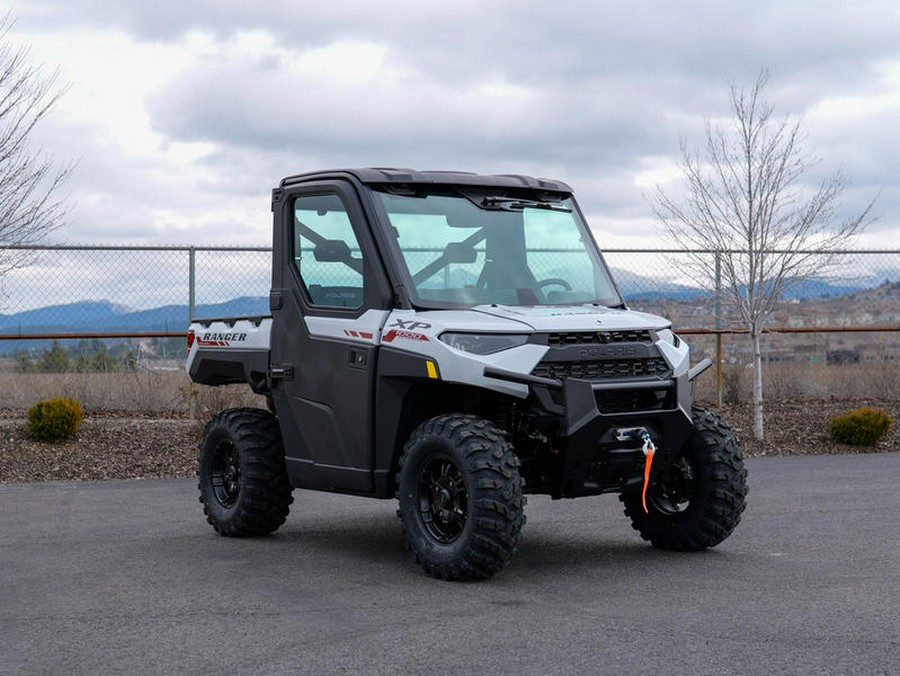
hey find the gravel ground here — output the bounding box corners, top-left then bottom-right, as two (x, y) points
(717, 398), (898, 457)
(0, 413), (202, 483)
(1, 399), (896, 483)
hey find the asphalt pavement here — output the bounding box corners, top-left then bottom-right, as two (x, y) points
(1, 452), (899, 675)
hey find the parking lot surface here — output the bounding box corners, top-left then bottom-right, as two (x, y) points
(1, 452), (898, 675)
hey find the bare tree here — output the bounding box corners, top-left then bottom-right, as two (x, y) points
(0, 12), (72, 276)
(653, 70), (874, 440)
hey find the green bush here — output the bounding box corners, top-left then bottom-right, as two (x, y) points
(829, 407), (893, 446)
(26, 397), (84, 441)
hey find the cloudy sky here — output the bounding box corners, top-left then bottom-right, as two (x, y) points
(5, 0), (899, 250)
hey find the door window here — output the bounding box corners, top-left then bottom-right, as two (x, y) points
(292, 193), (365, 308)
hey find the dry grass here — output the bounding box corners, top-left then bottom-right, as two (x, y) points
(691, 357), (899, 403)
(0, 369), (265, 419)
(1, 351), (896, 417)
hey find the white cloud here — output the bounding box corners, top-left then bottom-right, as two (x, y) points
(2, 0), (897, 256)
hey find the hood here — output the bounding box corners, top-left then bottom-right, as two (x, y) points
(470, 304), (671, 332)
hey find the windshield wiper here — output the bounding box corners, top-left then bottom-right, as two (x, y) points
(479, 196), (572, 212)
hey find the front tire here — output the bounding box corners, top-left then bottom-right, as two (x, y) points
(396, 414), (526, 581)
(621, 405), (748, 550)
(198, 408), (293, 537)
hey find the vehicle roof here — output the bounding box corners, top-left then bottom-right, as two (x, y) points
(279, 167), (573, 194)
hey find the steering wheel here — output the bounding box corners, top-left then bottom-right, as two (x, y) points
(536, 277), (572, 292)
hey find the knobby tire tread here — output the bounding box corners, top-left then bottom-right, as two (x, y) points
(198, 407), (293, 537)
(621, 405), (748, 551)
(396, 414), (526, 581)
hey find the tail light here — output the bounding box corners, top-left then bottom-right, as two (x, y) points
(187, 329), (195, 355)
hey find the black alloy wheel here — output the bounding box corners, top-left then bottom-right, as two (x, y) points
(647, 456), (695, 515)
(417, 453), (468, 543)
(210, 439), (241, 509)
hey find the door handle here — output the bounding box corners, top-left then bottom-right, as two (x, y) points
(348, 349), (368, 370)
(269, 365), (294, 381)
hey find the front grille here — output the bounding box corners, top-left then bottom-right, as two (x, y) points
(531, 357), (671, 381)
(595, 388), (675, 414)
(548, 330), (652, 346)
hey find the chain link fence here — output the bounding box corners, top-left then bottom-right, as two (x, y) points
(0, 246), (271, 334)
(0, 245), (896, 332)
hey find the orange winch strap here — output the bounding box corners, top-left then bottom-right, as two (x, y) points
(641, 433), (656, 514)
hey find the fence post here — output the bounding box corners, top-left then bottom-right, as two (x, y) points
(716, 333), (723, 408)
(715, 252), (723, 408)
(188, 247), (196, 320)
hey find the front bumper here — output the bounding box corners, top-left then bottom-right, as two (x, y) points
(485, 367), (695, 498)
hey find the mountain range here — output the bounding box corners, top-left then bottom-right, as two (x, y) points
(0, 297), (269, 336)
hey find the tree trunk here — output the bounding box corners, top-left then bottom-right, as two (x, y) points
(751, 327), (764, 440)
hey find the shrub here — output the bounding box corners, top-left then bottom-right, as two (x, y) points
(829, 407), (893, 446)
(26, 397), (85, 441)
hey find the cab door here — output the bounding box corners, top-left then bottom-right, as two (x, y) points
(269, 180), (392, 494)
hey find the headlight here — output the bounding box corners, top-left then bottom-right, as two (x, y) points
(439, 333), (529, 355)
(656, 328), (681, 347)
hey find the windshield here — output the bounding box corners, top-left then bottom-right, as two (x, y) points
(374, 189), (622, 308)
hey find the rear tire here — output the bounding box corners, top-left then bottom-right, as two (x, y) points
(198, 407), (293, 537)
(621, 405), (748, 550)
(396, 414), (526, 581)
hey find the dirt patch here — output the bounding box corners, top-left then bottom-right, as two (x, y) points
(1, 399), (897, 483)
(0, 413), (202, 483)
(715, 398), (898, 457)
